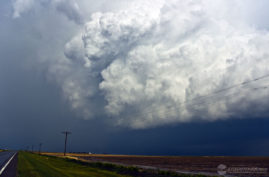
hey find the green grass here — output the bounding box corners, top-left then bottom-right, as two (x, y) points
(18, 152), (213, 177)
(17, 152), (131, 177)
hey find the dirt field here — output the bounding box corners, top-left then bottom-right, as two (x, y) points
(43, 153), (269, 176)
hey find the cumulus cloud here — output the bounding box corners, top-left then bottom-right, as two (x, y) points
(14, 0), (269, 128)
(60, 0), (269, 128)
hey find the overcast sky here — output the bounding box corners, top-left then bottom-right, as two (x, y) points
(1, 0), (269, 155)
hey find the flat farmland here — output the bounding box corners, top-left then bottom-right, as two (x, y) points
(18, 152), (132, 177)
(43, 153), (269, 176)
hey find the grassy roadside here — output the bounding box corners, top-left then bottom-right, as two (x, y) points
(18, 152), (212, 177)
(17, 152), (131, 177)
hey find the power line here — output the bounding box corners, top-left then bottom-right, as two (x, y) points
(190, 73), (269, 102)
(62, 131), (71, 156)
(183, 84), (269, 110)
(124, 73), (269, 119)
(141, 84), (269, 120)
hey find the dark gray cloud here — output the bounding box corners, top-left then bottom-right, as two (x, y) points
(6, 0), (269, 129)
(1, 0), (269, 155)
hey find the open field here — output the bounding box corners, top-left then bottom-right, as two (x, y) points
(18, 152), (132, 177)
(43, 153), (269, 176)
(21, 152), (208, 177)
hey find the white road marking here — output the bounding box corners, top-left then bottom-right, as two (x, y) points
(0, 152), (17, 175)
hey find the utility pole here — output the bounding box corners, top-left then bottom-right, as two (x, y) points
(62, 131), (71, 156)
(39, 143), (42, 155)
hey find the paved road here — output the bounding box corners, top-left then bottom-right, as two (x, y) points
(0, 151), (17, 177)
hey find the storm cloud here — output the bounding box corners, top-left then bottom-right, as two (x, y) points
(12, 0), (269, 129)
